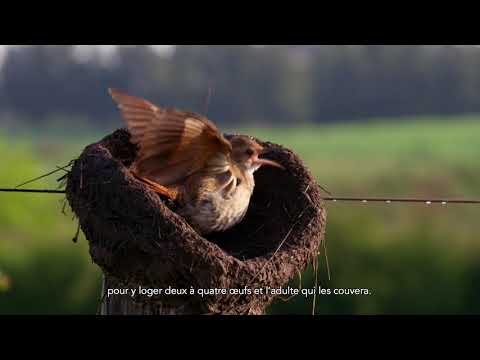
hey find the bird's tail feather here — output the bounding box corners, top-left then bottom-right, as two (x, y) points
(132, 173), (178, 200)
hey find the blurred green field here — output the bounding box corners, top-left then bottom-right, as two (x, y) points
(2, 115), (480, 314)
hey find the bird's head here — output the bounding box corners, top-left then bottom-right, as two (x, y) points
(230, 135), (284, 173)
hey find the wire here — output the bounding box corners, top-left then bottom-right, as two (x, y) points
(0, 188), (65, 194)
(1, 189), (480, 205)
(321, 197), (480, 204)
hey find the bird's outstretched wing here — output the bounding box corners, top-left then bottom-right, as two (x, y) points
(109, 89), (233, 189)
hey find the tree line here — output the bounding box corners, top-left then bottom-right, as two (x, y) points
(1, 45), (480, 128)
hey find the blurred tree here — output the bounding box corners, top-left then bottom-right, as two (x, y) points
(2, 45), (480, 128)
(310, 45), (480, 123)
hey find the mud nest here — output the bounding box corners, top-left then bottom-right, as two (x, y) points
(66, 129), (327, 315)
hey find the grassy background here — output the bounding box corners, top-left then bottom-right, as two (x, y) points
(2, 115), (480, 314)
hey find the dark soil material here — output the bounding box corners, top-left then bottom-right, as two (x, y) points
(66, 129), (327, 315)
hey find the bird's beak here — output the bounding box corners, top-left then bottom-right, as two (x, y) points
(253, 155), (285, 169)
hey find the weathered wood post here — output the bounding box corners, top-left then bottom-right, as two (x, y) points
(66, 129), (326, 315)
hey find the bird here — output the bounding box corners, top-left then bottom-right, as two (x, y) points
(109, 89), (284, 235)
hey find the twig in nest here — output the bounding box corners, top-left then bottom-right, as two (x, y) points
(312, 250), (319, 315)
(72, 221), (81, 243)
(15, 160), (73, 188)
(322, 237), (331, 281)
(318, 183), (332, 196)
(246, 223), (266, 240)
(79, 161), (83, 190)
(61, 198), (68, 215)
(56, 163), (73, 184)
(96, 276), (108, 315)
(277, 269), (303, 302)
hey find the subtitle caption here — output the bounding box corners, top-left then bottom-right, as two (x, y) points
(107, 286), (372, 298)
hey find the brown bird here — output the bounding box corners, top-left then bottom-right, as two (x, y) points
(109, 89), (284, 235)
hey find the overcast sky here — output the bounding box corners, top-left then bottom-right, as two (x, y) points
(0, 45), (477, 70)
(0, 45), (175, 68)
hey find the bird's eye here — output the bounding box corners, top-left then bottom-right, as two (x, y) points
(245, 148), (254, 156)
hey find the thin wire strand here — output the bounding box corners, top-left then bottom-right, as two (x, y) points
(321, 197), (480, 204)
(0, 188), (65, 194)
